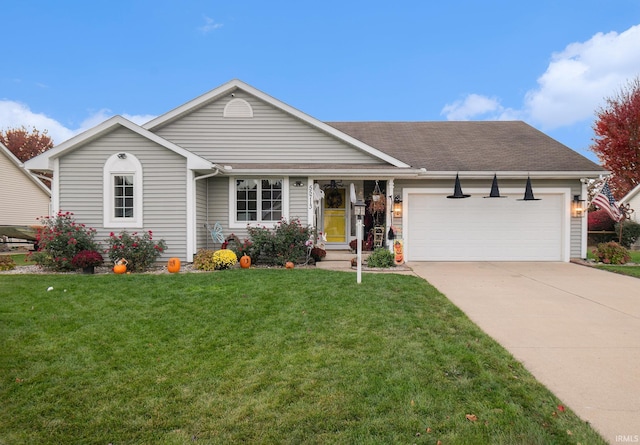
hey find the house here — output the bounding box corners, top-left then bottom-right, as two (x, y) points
(0, 141), (50, 227)
(620, 184), (640, 249)
(25, 79), (605, 262)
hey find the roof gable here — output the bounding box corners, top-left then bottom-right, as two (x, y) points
(620, 183), (640, 204)
(143, 79), (410, 168)
(1, 142), (50, 195)
(25, 116), (213, 171)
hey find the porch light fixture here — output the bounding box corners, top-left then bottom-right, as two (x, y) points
(293, 180), (305, 187)
(447, 174), (470, 199)
(117, 153), (127, 159)
(571, 195), (587, 217)
(354, 199), (366, 284)
(484, 174), (506, 198)
(392, 195), (403, 217)
(518, 176), (541, 201)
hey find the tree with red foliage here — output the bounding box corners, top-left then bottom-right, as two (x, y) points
(591, 76), (640, 198)
(0, 126), (53, 162)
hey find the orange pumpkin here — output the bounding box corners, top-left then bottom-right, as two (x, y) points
(114, 258), (128, 274)
(167, 257), (181, 273)
(285, 261), (295, 269)
(239, 255), (251, 269)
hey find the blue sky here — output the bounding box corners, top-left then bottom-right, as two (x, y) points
(2, 1), (640, 163)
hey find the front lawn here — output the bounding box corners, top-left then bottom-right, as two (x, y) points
(0, 270), (605, 444)
(587, 249), (640, 278)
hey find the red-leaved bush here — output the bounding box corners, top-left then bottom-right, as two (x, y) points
(588, 209), (616, 231)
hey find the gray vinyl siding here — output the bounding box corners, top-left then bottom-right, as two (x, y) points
(58, 127), (189, 262)
(394, 178), (584, 259)
(154, 90), (385, 165)
(201, 176), (229, 250)
(195, 178), (208, 252)
(289, 177), (310, 225)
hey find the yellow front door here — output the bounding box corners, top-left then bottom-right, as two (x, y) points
(323, 188), (346, 243)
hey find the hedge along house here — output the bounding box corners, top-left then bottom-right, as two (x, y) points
(25, 79), (605, 263)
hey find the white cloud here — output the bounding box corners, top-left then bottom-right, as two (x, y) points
(442, 23), (640, 129)
(199, 16), (223, 34)
(0, 101), (155, 146)
(525, 24), (640, 129)
(0, 100), (75, 144)
(441, 94), (504, 120)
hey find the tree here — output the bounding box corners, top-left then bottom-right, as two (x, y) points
(0, 126), (53, 162)
(591, 76), (640, 198)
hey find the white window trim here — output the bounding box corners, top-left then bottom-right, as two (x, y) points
(103, 152), (143, 228)
(228, 176), (289, 229)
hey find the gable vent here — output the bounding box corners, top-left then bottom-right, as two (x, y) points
(223, 98), (254, 118)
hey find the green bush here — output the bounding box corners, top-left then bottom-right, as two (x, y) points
(247, 218), (311, 266)
(592, 241), (631, 265)
(105, 231), (167, 273)
(224, 234), (253, 260)
(614, 220), (640, 248)
(0, 255), (16, 271)
(366, 248), (395, 268)
(29, 211), (100, 271)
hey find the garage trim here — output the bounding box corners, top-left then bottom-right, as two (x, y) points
(402, 187), (572, 262)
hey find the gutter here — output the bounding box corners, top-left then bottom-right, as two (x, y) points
(416, 170), (609, 180)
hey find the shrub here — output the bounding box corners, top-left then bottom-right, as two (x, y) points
(614, 220), (640, 248)
(588, 209), (616, 231)
(225, 234), (253, 259)
(105, 231), (167, 273)
(592, 241), (631, 265)
(194, 249), (237, 270)
(213, 249), (237, 270)
(29, 211), (99, 271)
(310, 247), (326, 262)
(71, 250), (104, 269)
(366, 248), (395, 268)
(194, 249), (216, 271)
(247, 218), (311, 266)
(0, 255), (16, 271)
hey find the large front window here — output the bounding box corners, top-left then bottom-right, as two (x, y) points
(236, 179), (282, 222)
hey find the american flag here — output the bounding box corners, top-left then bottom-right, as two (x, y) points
(592, 181), (622, 222)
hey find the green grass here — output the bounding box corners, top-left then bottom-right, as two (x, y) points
(0, 270), (605, 444)
(9, 253), (30, 266)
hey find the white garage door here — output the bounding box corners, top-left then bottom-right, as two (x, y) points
(406, 191), (566, 261)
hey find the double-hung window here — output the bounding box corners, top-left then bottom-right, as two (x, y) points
(114, 175), (134, 218)
(234, 178), (284, 225)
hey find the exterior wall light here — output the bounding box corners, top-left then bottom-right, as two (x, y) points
(572, 195), (587, 217)
(393, 195), (403, 217)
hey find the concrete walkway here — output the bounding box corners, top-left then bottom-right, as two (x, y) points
(407, 262), (640, 444)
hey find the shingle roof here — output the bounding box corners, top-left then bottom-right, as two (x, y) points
(326, 121), (604, 172)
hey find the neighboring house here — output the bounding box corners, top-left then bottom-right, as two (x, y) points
(620, 184), (640, 249)
(0, 141), (50, 226)
(25, 79), (605, 263)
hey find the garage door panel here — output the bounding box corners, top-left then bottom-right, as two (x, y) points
(407, 193), (564, 261)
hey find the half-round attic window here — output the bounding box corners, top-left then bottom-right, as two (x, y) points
(223, 98), (253, 118)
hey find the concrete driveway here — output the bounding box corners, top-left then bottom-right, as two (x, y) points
(407, 261), (640, 444)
